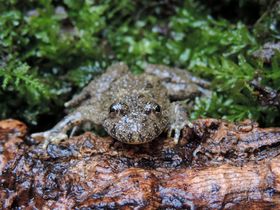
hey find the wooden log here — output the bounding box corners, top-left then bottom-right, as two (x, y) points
(1, 119), (280, 209)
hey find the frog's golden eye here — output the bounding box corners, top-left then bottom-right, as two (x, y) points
(109, 102), (129, 117)
(144, 102), (161, 115)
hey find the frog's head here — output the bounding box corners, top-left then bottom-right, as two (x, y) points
(103, 97), (168, 144)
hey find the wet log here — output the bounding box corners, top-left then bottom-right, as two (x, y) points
(1, 119), (280, 209)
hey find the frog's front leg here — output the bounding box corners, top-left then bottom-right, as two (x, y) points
(167, 102), (193, 144)
(31, 105), (105, 148)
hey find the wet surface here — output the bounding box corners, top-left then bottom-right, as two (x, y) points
(1, 119), (280, 209)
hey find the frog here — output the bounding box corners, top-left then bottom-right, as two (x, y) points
(31, 63), (209, 147)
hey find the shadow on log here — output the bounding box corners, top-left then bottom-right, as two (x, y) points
(1, 118), (280, 209)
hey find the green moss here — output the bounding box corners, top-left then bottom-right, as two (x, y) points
(0, 0), (279, 127)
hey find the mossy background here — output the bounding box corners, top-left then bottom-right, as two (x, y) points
(0, 0), (279, 131)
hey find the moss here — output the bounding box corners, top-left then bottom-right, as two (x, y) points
(0, 0), (279, 128)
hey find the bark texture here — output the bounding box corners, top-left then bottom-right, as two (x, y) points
(1, 119), (280, 209)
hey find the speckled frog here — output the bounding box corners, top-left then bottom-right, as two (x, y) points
(32, 63), (209, 146)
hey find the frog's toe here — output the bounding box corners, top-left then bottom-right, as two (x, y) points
(168, 120), (193, 144)
(168, 126), (181, 144)
(49, 132), (68, 144)
(31, 131), (68, 148)
(31, 131), (50, 141)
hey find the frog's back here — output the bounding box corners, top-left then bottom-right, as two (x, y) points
(106, 73), (170, 109)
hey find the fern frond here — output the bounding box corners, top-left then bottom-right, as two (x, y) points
(0, 61), (49, 100)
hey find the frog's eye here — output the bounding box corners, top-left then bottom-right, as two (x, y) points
(144, 102), (161, 115)
(154, 104), (161, 112)
(109, 102), (129, 117)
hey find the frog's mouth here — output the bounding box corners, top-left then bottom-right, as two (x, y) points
(103, 115), (168, 144)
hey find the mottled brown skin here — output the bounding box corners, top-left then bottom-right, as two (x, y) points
(102, 73), (170, 144)
(32, 63), (208, 146)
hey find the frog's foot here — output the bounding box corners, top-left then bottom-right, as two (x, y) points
(31, 131), (68, 149)
(168, 120), (193, 144)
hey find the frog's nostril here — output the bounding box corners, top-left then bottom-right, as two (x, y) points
(137, 94), (145, 99)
